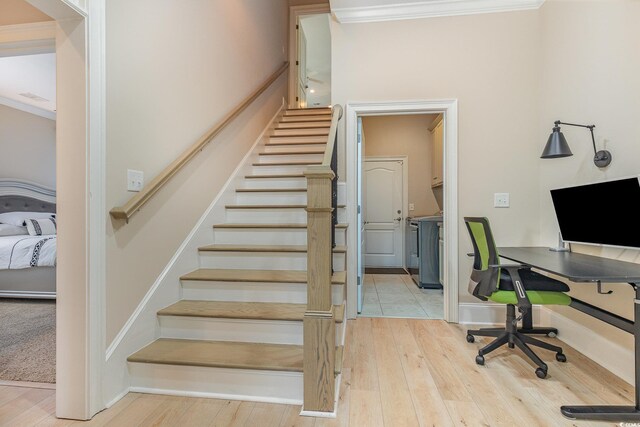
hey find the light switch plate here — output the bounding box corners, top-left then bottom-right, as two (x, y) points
(494, 193), (510, 208)
(409, 203), (415, 211)
(127, 169), (144, 192)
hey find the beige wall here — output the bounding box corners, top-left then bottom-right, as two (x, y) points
(105, 0), (289, 344)
(538, 0), (640, 350)
(332, 10), (543, 302)
(362, 114), (440, 216)
(0, 104), (56, 187)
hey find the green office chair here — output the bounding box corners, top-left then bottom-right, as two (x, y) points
(464, 217), (572, 379)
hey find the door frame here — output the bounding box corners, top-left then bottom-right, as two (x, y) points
(362, 156), (409, 269)
(21, 0), (107, 419)
(288, 4), (330, 109)
(345, 100), (459, 323)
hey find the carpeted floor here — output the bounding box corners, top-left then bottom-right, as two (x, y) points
(0, 298), (56, 383)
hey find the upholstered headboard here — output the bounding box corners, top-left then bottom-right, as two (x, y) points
(0, 179), (56, 214)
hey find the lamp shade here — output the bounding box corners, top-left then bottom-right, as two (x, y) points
(541, 127), (573, 159)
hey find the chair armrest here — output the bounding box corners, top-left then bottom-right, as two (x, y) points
(500, 265), (532, 313)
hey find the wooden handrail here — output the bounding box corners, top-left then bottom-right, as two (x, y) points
(110, 61), (290, 222)
(320, 105), (343, 167)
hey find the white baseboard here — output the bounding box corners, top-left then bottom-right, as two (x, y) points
(540, 306), (634, 385)
(129, 387), (302, 406)
(458, 302), (544, 325)
(458, 302), (634, 385)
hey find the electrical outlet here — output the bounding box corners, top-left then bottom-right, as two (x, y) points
(409, 203), (415, 211)
(494, 193), (510, 208)
(127, 169), (144, 192)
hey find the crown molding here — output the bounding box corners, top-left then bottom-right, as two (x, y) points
(0, 95), (56, 120)
(332, 0), (545, 24)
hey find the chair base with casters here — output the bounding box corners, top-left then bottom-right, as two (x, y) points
(466, 304), (566, 379)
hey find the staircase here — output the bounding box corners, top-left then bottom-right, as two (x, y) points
(126, 107), (347, 405)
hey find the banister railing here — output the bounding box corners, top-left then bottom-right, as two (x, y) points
(110, 62), (289, 223)
(303, 104), (343, 413)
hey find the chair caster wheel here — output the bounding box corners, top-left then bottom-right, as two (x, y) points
(535, 368), (548, 379)
(466, 334), (475, 343)
(547, 331), (557, 338)
(475, 355), (485, 366)
(556, 353), (567, 363)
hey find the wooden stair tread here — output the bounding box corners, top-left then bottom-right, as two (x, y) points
(266, 141), (327, 146)
(213, 223), (348, 229)
(253, 161), (321, 166)
(199, 244), (347, 253)
(225, 204), (346, 209)
(180, 269), (347, 284)
(236, 188), (307, 193)
(259, 150), (325, 155)
(244, 174), (305, 179)
(127, 339), (304, 372)
(285, 109), (331, 116)
(270, 133), (329, 138)
(276, 124), (330, 129)
(158, 300), (345, 324)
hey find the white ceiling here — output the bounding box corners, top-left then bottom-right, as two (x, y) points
(0, 53), (56, 119)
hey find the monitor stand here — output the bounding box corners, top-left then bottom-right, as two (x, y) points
(549, 232), (570, 252)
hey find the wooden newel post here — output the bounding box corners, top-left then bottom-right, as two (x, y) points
(303, 165), (336, 413)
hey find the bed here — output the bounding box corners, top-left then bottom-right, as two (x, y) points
(0, 179), (56, 299)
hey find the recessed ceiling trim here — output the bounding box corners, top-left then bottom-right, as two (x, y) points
(332, 0), (545, 24)
(0, 95), (56, 120)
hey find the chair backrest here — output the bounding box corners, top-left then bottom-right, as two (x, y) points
(464, 217), (501, 300)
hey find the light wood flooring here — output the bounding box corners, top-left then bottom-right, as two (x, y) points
(0, 318), (632, 426)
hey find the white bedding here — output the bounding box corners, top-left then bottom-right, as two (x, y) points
(0, 235), (57, 270)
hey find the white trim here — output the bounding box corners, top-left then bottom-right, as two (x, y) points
(87, 0), (107, 417)
(0, 178), (56, 202)
(332, 0), (545, 24)
(362, 155), (408, 268)
(300, 408), (338, 419)
(0, 96), (56, 120)
(345, 100), (459, 323)
(288, 4), (331, 109)
(128, 387), (303, 406)
(458, 302), (544, 325)
(540, 306), (634, 385)
(104, 102), (286, 361)
(105, 387), (129, 409)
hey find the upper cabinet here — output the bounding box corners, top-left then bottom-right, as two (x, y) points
(430, 116), (444, 188)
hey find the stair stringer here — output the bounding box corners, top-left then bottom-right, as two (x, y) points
(102, 101), (286, 407)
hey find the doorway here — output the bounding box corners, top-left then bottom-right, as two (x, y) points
(289, 4), (331, 109)
(346, 100), (459, 323)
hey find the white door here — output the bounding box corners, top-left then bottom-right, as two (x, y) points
(357, 117), (365, 312)
(364, 160), (404, 267)
(296, 25), (307, 108)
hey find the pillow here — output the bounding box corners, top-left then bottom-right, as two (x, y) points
(0, 224), (28, 237)
(0, 212), (56, 227)
(25, 218), (57, 236)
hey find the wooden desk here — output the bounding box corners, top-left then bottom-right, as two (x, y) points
(499, 247), (640, 422)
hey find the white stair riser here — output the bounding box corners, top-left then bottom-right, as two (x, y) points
(257, 153), (324, 163)
(225, 208), (346, 223)
(285, 110), (331, 117)
(268, 136), (327, 145)
(262, 145), (326, 154)
(281, 115), (332, 122)
(272, 129), (329, 137)
(276, 122), (331, 129)
(235, 192), (307, 205)
(198, 251), (345, 271)
(181, 281), (344, 305)
(239, 177), (307, 189)
(213, 228), (347, 245)
(128, 363), (303, 404)
(251, 165), (314, 175)
(159, 317), (344, 346)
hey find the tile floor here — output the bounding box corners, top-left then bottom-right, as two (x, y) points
(360, 273), (444, 319)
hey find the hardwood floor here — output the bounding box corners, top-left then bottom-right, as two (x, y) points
(0, 318), (631, 426)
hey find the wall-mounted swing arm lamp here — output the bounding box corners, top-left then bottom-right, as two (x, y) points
(541, 120), (612, 168)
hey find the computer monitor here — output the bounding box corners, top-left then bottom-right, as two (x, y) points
(550, 176), (640, 249)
